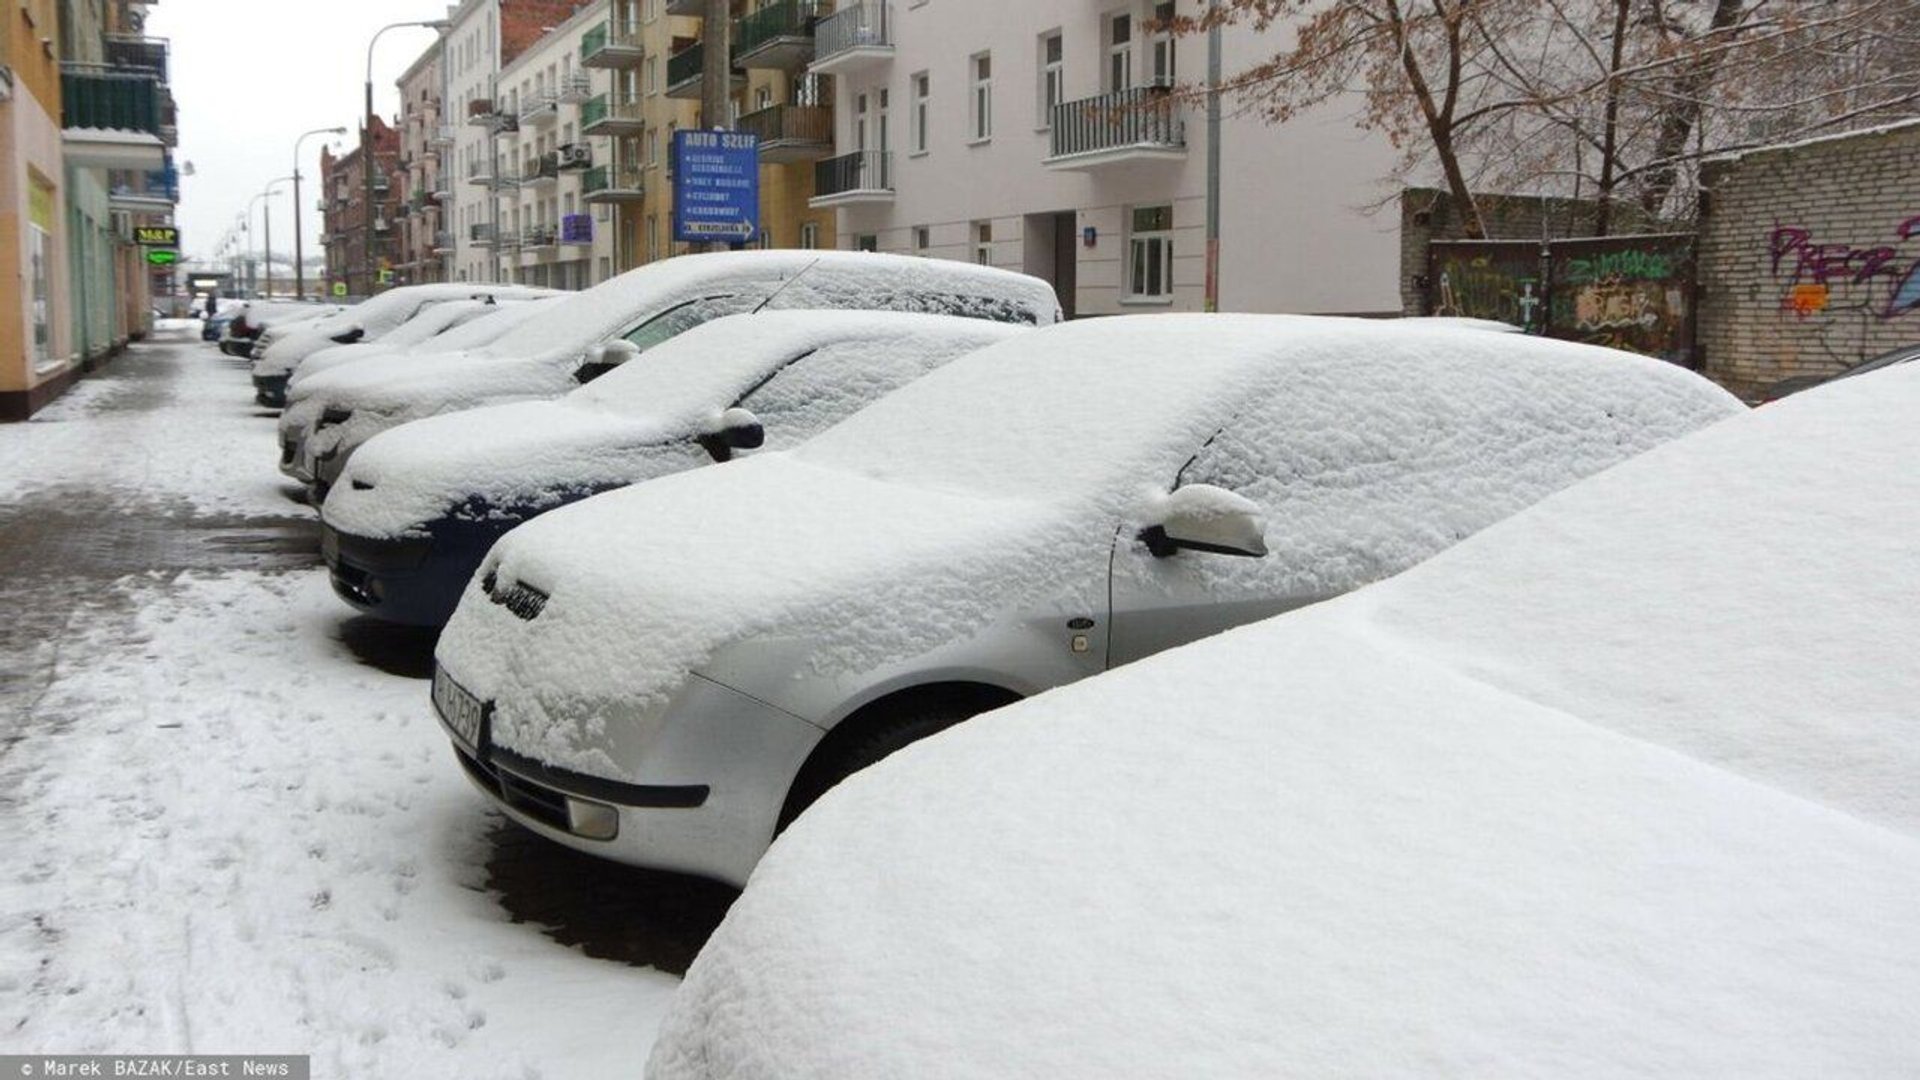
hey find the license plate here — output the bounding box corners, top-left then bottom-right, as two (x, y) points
(432, 666), (488, 751)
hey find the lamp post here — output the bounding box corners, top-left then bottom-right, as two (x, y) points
(365, 19), (450, 297)
(250, 177), (293, 298)
(294, 126), (347, 301)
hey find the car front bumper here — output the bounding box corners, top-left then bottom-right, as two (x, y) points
(253, 373), (290, 407)
(323, 517), (514, 627)
(434, 667), (824, 888)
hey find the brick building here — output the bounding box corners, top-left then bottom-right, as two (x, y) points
(1697, 121), (1920, 401)
(320, 115), (403, 298)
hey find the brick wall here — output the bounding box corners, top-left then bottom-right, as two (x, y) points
(501, 1), (595, 66)
(1697, 121), (1920, 401)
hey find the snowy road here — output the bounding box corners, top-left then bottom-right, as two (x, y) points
(0, 329), (725, 1075)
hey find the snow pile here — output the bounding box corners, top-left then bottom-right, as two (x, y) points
(253, 284), (560, 380)
(435, 315), (1738, 779)
(648, 363), (1920, 1079)
(324, 311), (1024, 538)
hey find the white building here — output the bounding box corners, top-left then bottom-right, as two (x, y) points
(492, 0), (619, 288)
(446, 0), (507, 283)
(808, 0), (1408, 318)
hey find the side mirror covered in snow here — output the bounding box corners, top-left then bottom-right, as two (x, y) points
(330, 326), (365, 345)
(575, 339), (642, 384)
(698, 408), (766, 463)
(1140, 484), (1268, 559)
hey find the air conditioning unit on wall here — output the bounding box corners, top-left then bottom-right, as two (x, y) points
(557, 143), (592, 169)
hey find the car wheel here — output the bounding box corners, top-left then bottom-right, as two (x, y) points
(779, 694), (1001, 832)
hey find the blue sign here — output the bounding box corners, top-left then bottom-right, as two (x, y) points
(561, 213), (594, 244)
(672, 129), (759, 244)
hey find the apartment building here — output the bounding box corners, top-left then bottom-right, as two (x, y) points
(4, 0), (178, 420)
(489, 0), (616, 289)
(806, 0), (1406, 318)
(319, 117), (402, 298)
(395, 42), (450, 286)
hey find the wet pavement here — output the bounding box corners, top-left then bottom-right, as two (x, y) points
(0, 327), (735, 973)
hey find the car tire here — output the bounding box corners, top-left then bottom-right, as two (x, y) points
(779, 696), (990, 832)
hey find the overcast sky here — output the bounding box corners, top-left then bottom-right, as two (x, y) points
(148, 0), (455, 265)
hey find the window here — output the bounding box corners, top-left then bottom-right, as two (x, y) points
(647, 214), (659, 262)
(621, 295), (759, 353)
(1040, 32), (1064, 127)
(877, 88), (891, 152)
(911, 73), (930, 153)
(970, 53), (992, 141)
(914, 225), (931, 252)
(756, 86), (773, 111)
(1108, 14), (1133, 91)
(973, 220), (993, 265)
(855, 92), (869, 150)
(856, 234), (878, 252)
(800, 221), (820, 249)
(1150, 2), (1175, 85)
(1127, 205), (1173, 299)
(645, 55), (658, 94)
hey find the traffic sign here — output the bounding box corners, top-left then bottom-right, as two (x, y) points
(672, 130), (759, 244)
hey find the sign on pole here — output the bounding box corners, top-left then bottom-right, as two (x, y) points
(672, 129), (759, 244)
(331, 282), (348, 298)
(145, 249), (179, 266)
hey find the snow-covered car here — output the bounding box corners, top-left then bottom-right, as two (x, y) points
(321, 310), (1026, 627)
(293, 250), (1061, 501)
(292, 298), (528, 385)
(1757, 340), (1920, 401)
(648, 358), (1920, 1080)
(430, 314), (1742, 887)
(218, 300), (337, 357)
(277, 297), (571, 487)
(249, 284), (557, 407)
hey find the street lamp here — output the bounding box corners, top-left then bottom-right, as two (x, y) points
(365, 19), (450, 297)
(249, 177), (293, 298)
(294, 126), (347, 301)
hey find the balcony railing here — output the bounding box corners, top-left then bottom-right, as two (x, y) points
(432, 231), (456, 253)
(469, 223), (496, 246)
(737, 103), (833, 162)
(466, 97), (495, 125)
(735, 0), (822, 70)
(103, 34), (169, 81)
(519, 153), (560, 185)
(558, 71), (593, 102)
(581, 21), (644, 68)
(667, 43), (743, 98)
(432, 124), (457, 146)
(1046, 86), (1187, 168)
(582, 164), (645, 202)
(467, 158), (497, 184)
(523, 224), (557, 248)
(580, 94), (645, 135)
(812, 1), (891, 75)
(811, 149), (892, 205)
(60, 64), (164, 134)
(519, 90), (558, 125)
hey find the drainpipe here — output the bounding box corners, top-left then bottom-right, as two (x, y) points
(1204, 0), (1221, 313)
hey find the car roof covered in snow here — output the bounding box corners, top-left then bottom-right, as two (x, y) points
(288, 296), (571, 394)
(322, 310), (1026, 537)
(648, 362), (1920, 1080)
(437, 315), (1740, 776)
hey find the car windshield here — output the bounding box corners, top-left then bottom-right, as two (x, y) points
(621, 295), (758, 353)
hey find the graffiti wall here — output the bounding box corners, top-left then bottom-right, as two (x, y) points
(1545, 236), (1696, 364)
(1695, 121), (1920, 400)
(1766, 216), (1920, 322)
(1428, 242), (1546, 333)
(1426, 235), (1695, 364)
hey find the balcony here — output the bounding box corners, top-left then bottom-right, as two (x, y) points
(1045, 86), (1187, 170)
(523, 224), (558, 249)
(373, 214), (392, 234)
(519, 90), (559, 127)
(811, 1), (891, 77)
(60, 63), (168, 168)
(666, 42), (744, 99)
(519, 153), (561, 187)
(664, 0), (702, 15)
(738, 103), (833, 163)
(103, 34), (170, 81)
(582, 164), (644, 203)
(108, 164), (178, 212)
(466, 98), (495, 126)
(580, 93), (646, 136)
(432, 124), (457, 146)
(497, 228), (522, 250)
(810, 149), (891, 207)
(432, 231), (456, 254)
(470, 223), (497, 247)
(580, 21), (644, 69)
(467, 158), (497, 185)
(735, 0), (822, 71)
(557, 71), (594, 103)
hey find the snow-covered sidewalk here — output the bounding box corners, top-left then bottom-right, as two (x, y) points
(0, 330), (688, 1075)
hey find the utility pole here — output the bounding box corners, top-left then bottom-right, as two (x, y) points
(700, 0), (733, 253)
(1204, 0), (1222, 313)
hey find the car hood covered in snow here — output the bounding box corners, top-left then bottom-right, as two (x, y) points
(647, 364), (1920, 1079)
(436, 314), (1738, 780)
(253, 284), (554, 379)
(323, 310), (1025, 537)
(288, 296), (568, 388)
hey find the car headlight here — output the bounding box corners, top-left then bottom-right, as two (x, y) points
(318, 407), (353, 430)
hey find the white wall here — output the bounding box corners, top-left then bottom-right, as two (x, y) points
(448, 0), (502, 282)
(823, 0), (1406, 316)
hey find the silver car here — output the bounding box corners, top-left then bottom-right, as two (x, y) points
(431, 314), (1745, 885)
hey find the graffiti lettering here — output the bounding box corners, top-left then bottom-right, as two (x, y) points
(1767, 215), (1920, 320)
(1561, 249), (1674, 285)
